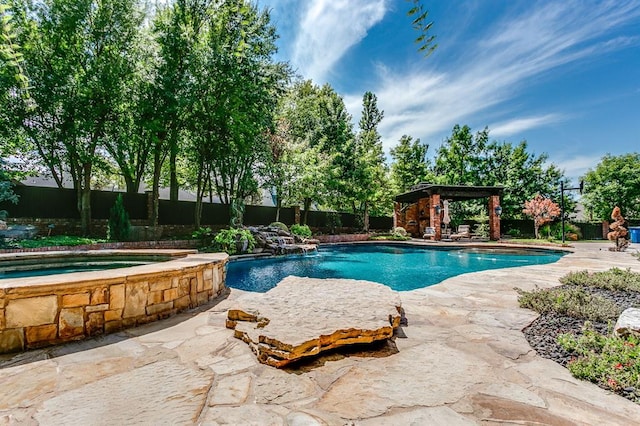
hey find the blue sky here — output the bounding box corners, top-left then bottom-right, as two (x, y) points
(257, 0), (640, 183)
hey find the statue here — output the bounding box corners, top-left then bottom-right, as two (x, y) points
(607, 206), (630, 252)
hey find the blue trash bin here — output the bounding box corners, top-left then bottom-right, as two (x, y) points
(629, 227), (640, 244)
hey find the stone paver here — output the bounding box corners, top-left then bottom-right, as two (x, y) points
(1, 242), (640, 425)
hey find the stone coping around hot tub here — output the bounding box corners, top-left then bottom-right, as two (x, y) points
(0, 250), (228, 354)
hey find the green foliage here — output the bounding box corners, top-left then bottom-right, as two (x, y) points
(582, 153), (640, 220)
(325, 212), (342, 234)
(191, 226), (214, 247)
(269, 222), (289, 232)
(390, 135), (433, 193)
(108, 194), (131, 241)
(368, 234), (411, 241)
(344, 91), (391, 229)
(515, 286), (621, 322)
(507, 228), (522, 238)
(16, 235), (105, 248)
(406, 0), (437, 57)
(290, 224), (312, 238)
(558, 324), (640, 400)
(213, 228), (256, 255)
(392, 227), (408, 237)
(548, 222), (582, 241)
(560, 268), (640, 292)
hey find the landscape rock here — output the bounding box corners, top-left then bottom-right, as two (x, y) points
(225, 276), (403, 367)
(614, 307), (640, 338)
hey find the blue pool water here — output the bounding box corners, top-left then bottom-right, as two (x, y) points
(0, 261), (153, 280)
(226, 244), (565, 292)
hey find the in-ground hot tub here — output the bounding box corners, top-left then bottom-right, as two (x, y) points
(0, 250), (228, 354)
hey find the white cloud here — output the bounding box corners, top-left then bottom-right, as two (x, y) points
(291, 0), (387, 84)
(555, 154), (604, 182)
(491, 114), (565, 138)
(344, 0), (640, 154)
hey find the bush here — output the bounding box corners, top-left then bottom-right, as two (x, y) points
(515, 286), (621, 322)
(560, 268), (640, 292)
(558, 324), (640, 401)
(290, 224), (312, 238)
(392, 227), (408, 237)
(213, 228), (256, 255)
(368, 234), (410, 241)
(507, 228), (522, 238)
(549, 222), (582, 241)
(269, 222), (289, 232)
(325, 212), (342, 234)
(108, 194), (130, 241)
(192, 227), (214, 247)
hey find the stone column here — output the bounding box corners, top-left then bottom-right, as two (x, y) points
(488, 195), (501, 241)
(393, 202), (399, 228)
(430, 194), (441, 240)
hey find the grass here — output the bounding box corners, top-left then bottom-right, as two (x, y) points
(517, 268), (640, 402)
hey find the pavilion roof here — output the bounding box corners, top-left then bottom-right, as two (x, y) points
(394, 183), (504, 203)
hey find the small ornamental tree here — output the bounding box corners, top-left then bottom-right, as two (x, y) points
(108, 194), (131, 241)
(523, 195), (561, 239)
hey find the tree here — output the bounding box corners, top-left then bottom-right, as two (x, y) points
(582, 153), (640, 221)
(15, 0), (145, 235)
(348, 91), (389, 230)
(187, 0), (288, 227)
(523, 195), (561, 239)
(434, 124), (489, 186)
(277, 80), (353, 225)
(483, 140), (567, 219)
(390, 135), (433, 194)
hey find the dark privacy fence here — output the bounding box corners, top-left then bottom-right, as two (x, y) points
(1, 185), (394, 229)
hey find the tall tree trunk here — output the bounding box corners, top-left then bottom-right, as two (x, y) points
(80, 162), (92, 236)
(303, 197), (311, 225)
(363, 201), (370, 232)
(150, 148), (162, 227)
(169, 140), (179, 201)
(275, 198), (281, 222)
(124, 174), (138, 194)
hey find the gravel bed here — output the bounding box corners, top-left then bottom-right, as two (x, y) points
(522, 284), (640, 402)
(522, 284), (640, 366)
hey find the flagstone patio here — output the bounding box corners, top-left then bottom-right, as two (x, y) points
(1, 242), (639, 425)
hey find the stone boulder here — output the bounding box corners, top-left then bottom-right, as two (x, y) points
(614, 308), (640, 338)
(224, 276), (403, 368)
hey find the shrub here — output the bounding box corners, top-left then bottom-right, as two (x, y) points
(549, 222), (583, 241)
(108, 194), (130, 241)
(392, 227), (408, 237)
(558, 324), (640, 401)
(507, 228), (522, 238)
(290, 224), (312, 238)
(192, 227), (214, 247)
(474, 223), (490, 238)
(515, 286), (621, 322)
(560, 268), (640, 292)
(368, 234), (410, 241)
(269, 221), (289, 232)
(214, 228), (256, 255)
(325, 212), (342, 234)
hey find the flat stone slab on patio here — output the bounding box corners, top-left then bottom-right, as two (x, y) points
(225, 276), (403, 367)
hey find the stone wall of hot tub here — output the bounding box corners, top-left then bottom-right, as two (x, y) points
(0, 252), (228, 353)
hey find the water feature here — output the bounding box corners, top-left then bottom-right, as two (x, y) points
(226, 243), (565, 292)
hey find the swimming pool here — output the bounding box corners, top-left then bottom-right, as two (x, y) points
(226, 244), (566, 292)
